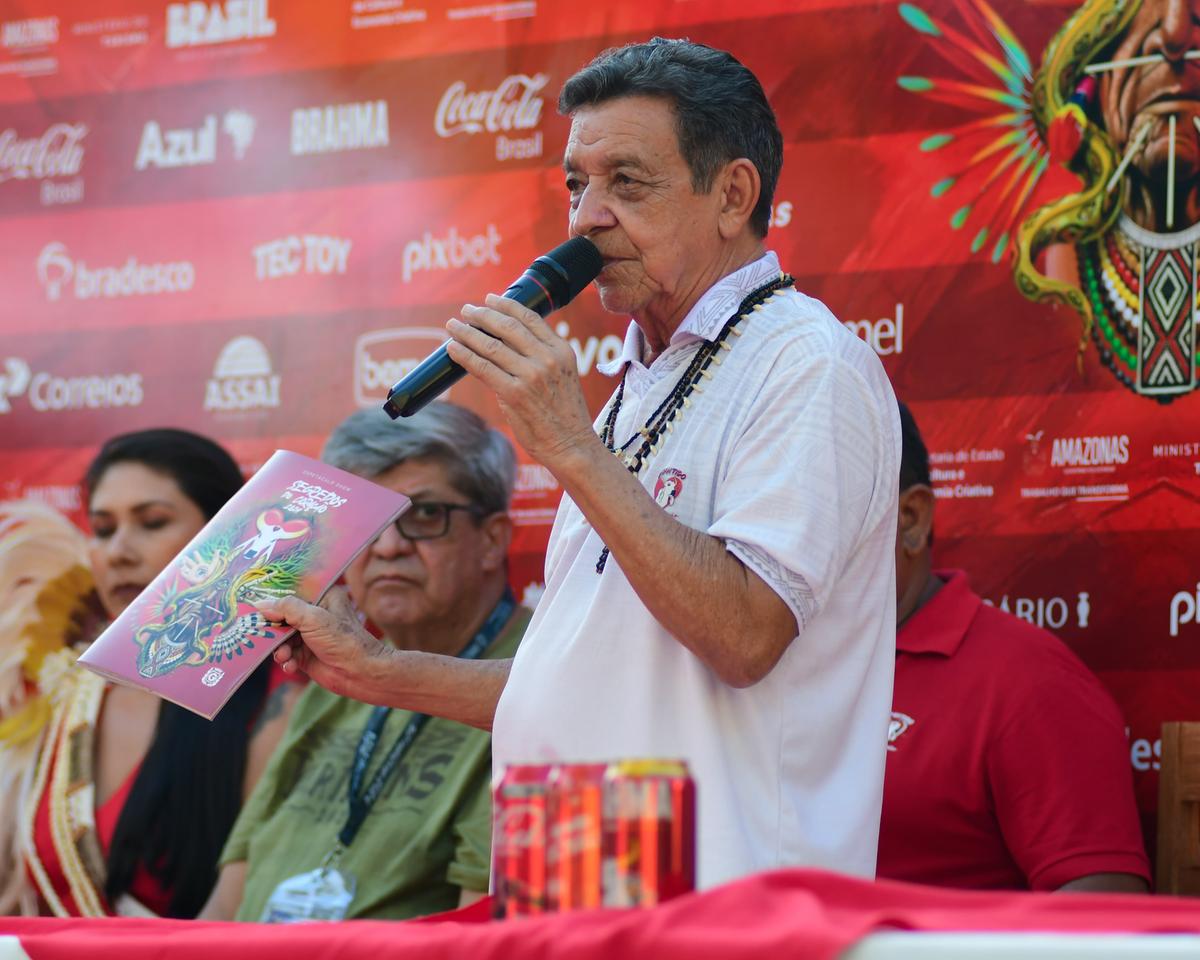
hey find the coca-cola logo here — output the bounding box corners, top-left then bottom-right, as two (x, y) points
(0, 123), (87, 183)
(435, 73), (548, 138)
(494, 805), (546, 851)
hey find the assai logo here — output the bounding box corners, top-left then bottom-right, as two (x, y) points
(2, 17), (58, 49)
(204, 336), (280, 413)
(435, 73), (548, 161)
(253, 234), (351, 280)
(354, 328), (448, 407)
(291, 100), (388, 156)
(402, 224), (500, 282)
(135, 109), (255, 169)
(1049, 434), (1130, 469)
(0, 356), (143, 414)
(986, 592), (1091, 630)
(37, 242), (194, 301)
(166, 0), (275, 48)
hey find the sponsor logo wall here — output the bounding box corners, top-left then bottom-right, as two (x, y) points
(2, 0), (1197, 853)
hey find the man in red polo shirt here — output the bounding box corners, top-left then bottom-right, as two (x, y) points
(877, 402), (1150, 892)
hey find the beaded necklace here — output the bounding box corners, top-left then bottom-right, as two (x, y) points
(594, 272), (794, 573)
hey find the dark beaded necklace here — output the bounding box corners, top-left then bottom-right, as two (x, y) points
(594, 272), (795, 573)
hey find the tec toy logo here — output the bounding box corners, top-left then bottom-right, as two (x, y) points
(653, 468), (686, 509)
(887, 711), (915, 751)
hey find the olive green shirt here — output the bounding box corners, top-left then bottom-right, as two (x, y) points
(221, 607), (529, 920)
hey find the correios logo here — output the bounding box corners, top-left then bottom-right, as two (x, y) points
(0, 356), (143, 414)
(435, 73), (547, 161)
(402, 225), (501, 282)
(135, 109), (256, 169)
(166, 0), (275, 48)
(1050, 435), (1130, 468)
(37, 242), (195, 301)
(204, 336), (280, 412)
(354, 328), (449, 408)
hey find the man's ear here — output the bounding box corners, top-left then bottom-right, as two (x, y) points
(897, 484), (935, 556)
(716, 158), (761, 239)
(478, 512), (514, 574)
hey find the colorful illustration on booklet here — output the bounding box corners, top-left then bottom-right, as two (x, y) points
(132, 503), (315, 680)
(899, 0), (1200, 401)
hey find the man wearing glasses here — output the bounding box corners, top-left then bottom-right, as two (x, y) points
(200, 403), (527, 922)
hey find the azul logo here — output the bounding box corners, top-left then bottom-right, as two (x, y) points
(402, 224), (500, 282)
(436, 73), (547, 161)
(552, 320), (623, 377)
(986, 592), (1091, 630)
(166, 0), (275, 48)
(291, 100), (388, 156)
(354, 328), (448, 407)
(2, 17), (58, 49)
(253, 234), (351, 279)
(37, 242), (195, 301)
(135, 109), (256, 169)
(1050, 434), (1130, 468)
(0, 356), (143, 414)
(204, 336), (280, 412)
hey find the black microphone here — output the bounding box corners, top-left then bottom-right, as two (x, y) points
(383, 236), (604, 419)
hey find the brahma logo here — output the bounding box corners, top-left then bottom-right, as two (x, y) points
(0, 356), (143, 414)
(402, 224), (501, 282)
(37, 242), (194, 301)
(135, 109), (255, 169)
(2, 17), (58, 49)
(1049, 435), (1130, 469)
(353, 328), (448, 407)
(204, 336), (280, 412)
(166, 0), (275, 48)
(290, 100), (388, 156)
(435, 73), (547, 161)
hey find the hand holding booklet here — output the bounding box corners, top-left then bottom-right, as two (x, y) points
(78, 450), (410, 719)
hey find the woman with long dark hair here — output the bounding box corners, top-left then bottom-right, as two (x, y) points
(17, 428), (299, 917)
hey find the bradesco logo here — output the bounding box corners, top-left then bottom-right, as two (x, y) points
(354, 328), (448, 408)
(0, 356), (143, 414)
(37, 242), (194, 301)
(434, 73), (548, 162)
(204, 336), (280, 413)
(166, 0), (276, 48)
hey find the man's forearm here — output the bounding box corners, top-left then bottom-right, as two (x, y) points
(552, 439), (796, 687)
(367, 651), (512, 731)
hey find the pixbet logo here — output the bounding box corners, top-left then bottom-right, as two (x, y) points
(0, 356), (143, 414)
(353, 328), (449, 407)
(1169, 583), (1200, 637)
(166, 0), (275, 48)
(253, 234), (351, 279)
(402, 225), (500, 282)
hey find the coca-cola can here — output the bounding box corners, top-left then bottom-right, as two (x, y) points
(492, 763), (552, 918)
(547, 763), (607, 911)
(603, 758), (696, 908)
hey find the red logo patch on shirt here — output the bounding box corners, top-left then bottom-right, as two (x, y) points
(653, 468), (686, 509)
(887, 711), (915, 751)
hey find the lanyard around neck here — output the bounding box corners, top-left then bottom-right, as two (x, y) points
(337, 588), (515, 849)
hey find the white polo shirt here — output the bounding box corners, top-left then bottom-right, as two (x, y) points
(493, 251), (900, 889)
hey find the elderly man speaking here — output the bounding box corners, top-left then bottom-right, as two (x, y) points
(265, 38), (900, 888)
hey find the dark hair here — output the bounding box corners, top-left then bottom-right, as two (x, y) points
(558, 37), (783, 237)
(87, 428), (269, 919)
(898, 401), (931, 491)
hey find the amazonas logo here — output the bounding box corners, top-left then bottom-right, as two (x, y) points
(205, 336), (280, 413)
(0, 356), (143, 414)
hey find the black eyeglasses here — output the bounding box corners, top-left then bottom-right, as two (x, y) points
(394, 501), (484, 541)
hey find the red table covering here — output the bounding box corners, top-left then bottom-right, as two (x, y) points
(3, 869), (1198, 960)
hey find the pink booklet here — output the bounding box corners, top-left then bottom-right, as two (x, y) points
(78, 450), (409, 719)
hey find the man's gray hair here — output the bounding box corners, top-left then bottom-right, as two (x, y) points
(321, 403), (517, 514)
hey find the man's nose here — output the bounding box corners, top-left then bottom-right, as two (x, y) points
(569, 183), (616, 238)
(372, 522), (416, 558)
(1155, 0), (1193, 61)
